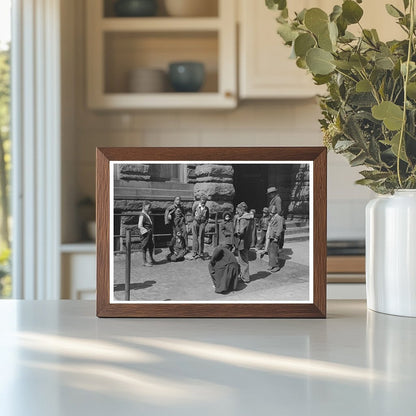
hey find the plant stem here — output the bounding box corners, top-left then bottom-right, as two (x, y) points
(397, 0), (415, 188)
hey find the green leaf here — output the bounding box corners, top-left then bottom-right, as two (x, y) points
(375, 55), (395, 70)
(403, 0), (410, 10)
(328, 21), (338, 44)
(318, 27), (334, 52)
(342, 1), (364, 24)
(371, 29), (380, 42)
(296, 57), (308, 69)
(407, 82), (416, 99)
(313, 74), (332, 85)
(266, 0), (287, 11)
(294, 33), (316, 58)
(350, 54), (368, 70)
(304, 8), (329, 35)
(386, 132), (409, 162)
(333, 60), (352, 70)
(339, 31), (356, 43)
(336, 15), (348, 36)
(350, 152), (367, 167)
(360, 170), (391, 181)
(372, 101), (404, 131)
(306, 48), (335, 75)
(330, 5), (342, 22)
(334, 140), (355, 152)
(296, 8), (307, 23)
(356, 79), (372, 92)
(277, 23), (298, 43)
(385, 4), (404, 18)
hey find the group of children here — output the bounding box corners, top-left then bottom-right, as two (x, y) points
(220, 204), (285, 272)
(137, 195), (285, 282)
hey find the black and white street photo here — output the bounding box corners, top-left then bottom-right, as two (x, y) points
(110, 162), (312, 303)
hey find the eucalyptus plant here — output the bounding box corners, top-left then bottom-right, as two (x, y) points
(266, 0), (416, 193)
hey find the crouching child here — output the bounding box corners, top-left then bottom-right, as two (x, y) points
(167, 230), (187, 262)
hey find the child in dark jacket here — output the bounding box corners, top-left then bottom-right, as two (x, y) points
(220, 211), (234, 251)
(167, 230), (187, 262)
(256, 207), (270, 250)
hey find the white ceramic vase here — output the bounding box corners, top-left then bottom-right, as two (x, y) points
(366, 190), (416, 317)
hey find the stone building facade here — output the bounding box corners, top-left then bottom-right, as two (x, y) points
(113, 162), (309, 249)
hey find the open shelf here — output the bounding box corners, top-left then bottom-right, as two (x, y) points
(87, 0), (236, 109)
(104, 31), (218, 94)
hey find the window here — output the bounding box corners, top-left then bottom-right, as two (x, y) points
(0, 0), (11, 298)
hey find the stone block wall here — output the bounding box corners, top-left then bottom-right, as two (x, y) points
(193, 164), (235, 214)
(288, 164), (309, 220)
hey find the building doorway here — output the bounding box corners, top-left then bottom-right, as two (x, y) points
(233, 164), (268, 213)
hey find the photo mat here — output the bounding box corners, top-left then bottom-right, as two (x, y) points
(110, 161), (313, 304)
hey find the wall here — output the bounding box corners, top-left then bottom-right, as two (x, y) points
(61, 0), (374, 243)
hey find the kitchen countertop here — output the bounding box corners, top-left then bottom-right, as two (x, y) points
(0, 300), (415, 415)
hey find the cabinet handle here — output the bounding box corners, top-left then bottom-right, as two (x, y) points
(224, 91), (234, 99)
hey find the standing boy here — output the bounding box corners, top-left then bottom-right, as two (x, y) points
(265, 205), (285, 273)
(256, 207), (270, 250)
(234, 202), (254, 283)
(192, 195), (210, 259)
(164, 196), (187, 242)
(137, 201), (155, 267)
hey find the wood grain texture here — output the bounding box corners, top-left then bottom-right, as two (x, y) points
(96, 147), (327, 318)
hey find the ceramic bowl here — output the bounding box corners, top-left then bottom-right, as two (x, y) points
(128, 68), (167, 93)
(168, 62), (205, 92)
(114, 0), (158, 17)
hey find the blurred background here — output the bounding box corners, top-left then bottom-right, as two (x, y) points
(1, 0), (403, 300)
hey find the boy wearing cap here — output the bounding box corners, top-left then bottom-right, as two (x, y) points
(256, 207), (270, 250)
(220, 211), (234, 251)
(234, 202), (254, 283)
(191, 195), (210, 259)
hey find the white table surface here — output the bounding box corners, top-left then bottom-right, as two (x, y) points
(0, 300), (415, 416)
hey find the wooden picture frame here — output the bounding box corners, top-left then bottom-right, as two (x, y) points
(96, 147), (327, 318)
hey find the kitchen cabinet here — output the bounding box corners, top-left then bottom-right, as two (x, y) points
(86, 0), (237, 109)
(61, 245), (96, 300)
(238, 0), (404, 99)
(239, 0), (324, 99)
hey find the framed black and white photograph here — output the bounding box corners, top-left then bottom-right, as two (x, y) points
(96, 147), (327, 317)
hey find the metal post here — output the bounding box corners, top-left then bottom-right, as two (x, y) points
(125, 229), (131, 301)
(215, 213), (219, 246)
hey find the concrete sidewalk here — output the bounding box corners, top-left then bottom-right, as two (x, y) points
(113, 240), (310, 302)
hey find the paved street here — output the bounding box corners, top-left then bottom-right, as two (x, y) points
(113, 239), (310, 302)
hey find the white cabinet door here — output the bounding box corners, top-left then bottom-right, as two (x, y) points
(239, 0), (325, 99)
(238, 0), (403, 99)
(61, 253), (96, 300)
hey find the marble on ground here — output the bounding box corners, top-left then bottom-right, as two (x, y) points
(113, 240), (310, 302)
